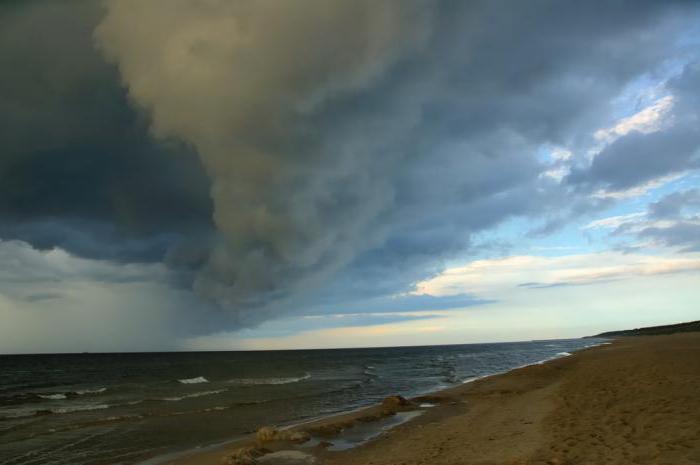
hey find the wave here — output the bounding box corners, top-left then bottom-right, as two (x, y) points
(75, 387), (107, 395)
(1, 403), (111, 420)
(162, 389), (227, 401)
(38, 393), (67, 400)
(556, 352), (572, 357)
(228, 373), (310, 385)
(178, 376), (209, 384)
(5, 387), (108, 405)
(48, 404), (110, 414)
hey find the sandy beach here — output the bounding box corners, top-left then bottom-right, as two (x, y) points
(169, 332), (700, 465)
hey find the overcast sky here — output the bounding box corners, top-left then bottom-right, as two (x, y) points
(1, 0), (699, 353)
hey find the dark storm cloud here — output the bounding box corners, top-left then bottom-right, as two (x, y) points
(2, 0), (700, 341)
(23, 292), (62, 303)
(288, 1), (700, 314)
(0, 1), (213, 262)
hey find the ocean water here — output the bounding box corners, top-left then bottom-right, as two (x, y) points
(0, 338), (604, 465)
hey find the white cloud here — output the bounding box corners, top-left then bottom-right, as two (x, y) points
(414, 251), (700, 298)
(541, 165), (570, 182)
(586, 213), (695, 235)
(584, 212), (646, 230)
(594, 95), (674, 143)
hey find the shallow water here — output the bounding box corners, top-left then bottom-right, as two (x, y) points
(321, 410), (424, 451)
(0, 338), (604, 465)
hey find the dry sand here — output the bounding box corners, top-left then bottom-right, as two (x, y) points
(172, 333), (700, 465)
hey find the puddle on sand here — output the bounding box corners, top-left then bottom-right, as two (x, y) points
(258, 450), (316, 465)
(305, 410), (423, 451)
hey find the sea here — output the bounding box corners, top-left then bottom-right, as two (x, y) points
(0, 338), (606, 465)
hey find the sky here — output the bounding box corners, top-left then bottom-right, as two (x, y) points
(1, 0), (699, 353)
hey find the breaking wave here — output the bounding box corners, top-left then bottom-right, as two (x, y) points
(177, 376), (209, 384)
(16, 388), (108, 403)
(75, 387), (107, 395)
(228, 373), (311, 385)
(38, 393), (67, 400)
(48, 404), (110, 414)
(363, 366), (378, 378)
(1, 404), (111, 420)
(162, 389), (227, 401)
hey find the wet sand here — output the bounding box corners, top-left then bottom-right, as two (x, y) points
(170, 333), (700, 465)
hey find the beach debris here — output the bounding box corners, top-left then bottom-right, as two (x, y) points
(256, 426), (278, 442)
(256, 426), (311, 444)
(221, 446), (268, 465)
(306, 422), (347, 437)
(381, 395), (411, 409)
(380, 395), (415, 415)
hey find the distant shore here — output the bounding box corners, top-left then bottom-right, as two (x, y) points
(163, 332), (700, 465)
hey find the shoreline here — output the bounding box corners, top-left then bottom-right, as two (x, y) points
(156, 339), (612, 465)
(324, 332), (700, 465)
(161, 333), (700, 464)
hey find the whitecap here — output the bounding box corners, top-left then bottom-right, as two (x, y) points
(75, 387), (107, 395)
(363, 367), (378, 377)
(11, 404), (112, 417)
(38, 394), (67, 400)
(228, 373), (310, 385)
(203, 406), (228, 412)
(50, 404), (109, 414)
(178, 376), (209, 384)
(162, 389), (226, 401)
(555, 352), (572, 357)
